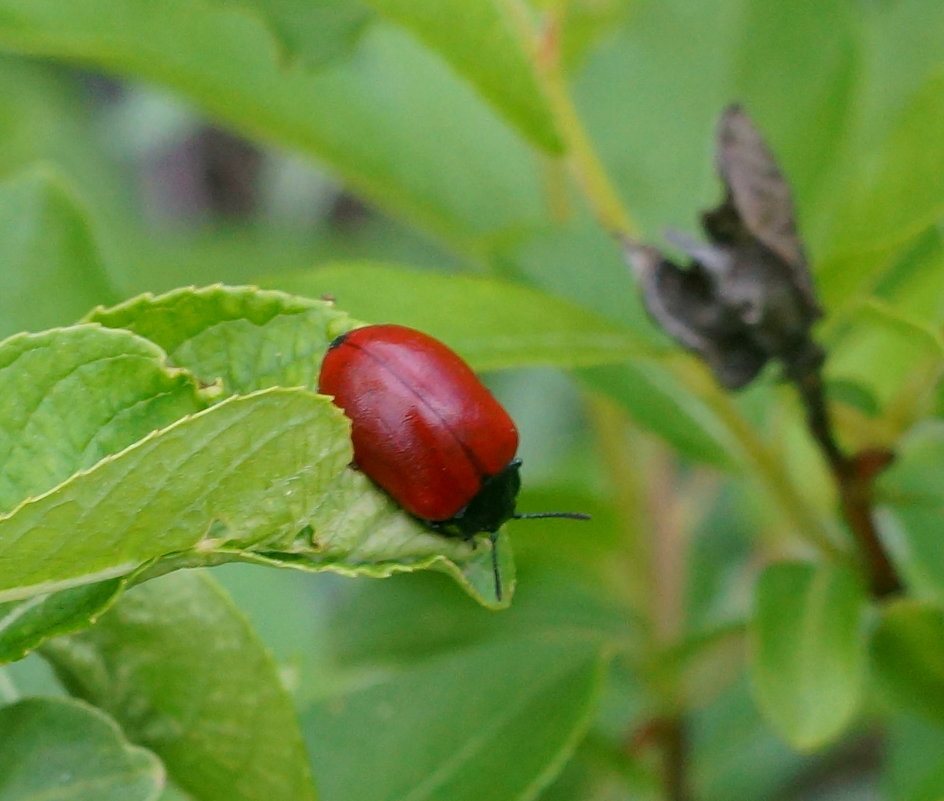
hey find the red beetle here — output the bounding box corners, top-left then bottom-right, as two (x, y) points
(318, 324), (587, 598)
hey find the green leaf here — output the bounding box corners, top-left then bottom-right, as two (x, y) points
(85, 285), (356, 394)
(224, 516), (513, 611)
(263, 263), (645, 370)
(539, 735), (660, 801)
(0, 57), (133, 240)
(579, 362), (740, 470)
(304, 634), (607, 801)
(0, 387), (350, 602)
(0, 167), (115, 339)
(325, 566), (631, 670)
(0, 2), (547, 249)
(820, 63), (944, 264)
(871, 601), (944, 728)
(880, 424), (944, 603)
(693, 676), (808, 801)
(0, 579), (123, 665)
(86, 286), (513, 609)
(828, 298), (944, 410)
(0, 696), (164, 801)
(43, 570), (316, 801)
(495, 217), (655, 336)
(885, 715), (944, 801)
(358, 0), (561, 152)
(0, 325), (205, 514)
(869, 225), (944, 329)
(749, 561), (868, 751)
(221, 0), (372, 70)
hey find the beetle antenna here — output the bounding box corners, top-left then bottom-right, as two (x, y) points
(489, 532), (502, 602)
(512, 512), (591, 521)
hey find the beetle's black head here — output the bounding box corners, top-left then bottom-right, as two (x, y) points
(427, 458), (590, 603)
(444, 458), (522, 539)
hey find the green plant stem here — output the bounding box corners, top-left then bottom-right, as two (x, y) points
(690, 366), (849, 563)
(662, 716), (692, 801)
(530, 7), (639, 237)
(647, 452), (692, 801)
(787, 356), (902, 597)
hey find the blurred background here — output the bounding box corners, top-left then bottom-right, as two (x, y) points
(2, 1), (943, 796)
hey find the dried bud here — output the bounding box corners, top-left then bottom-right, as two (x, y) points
(623, 105), (822, 389)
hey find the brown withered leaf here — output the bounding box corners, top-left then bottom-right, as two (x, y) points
(623, 105), (822, 390)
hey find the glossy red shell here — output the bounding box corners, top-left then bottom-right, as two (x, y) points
(318, 324), (519, 521)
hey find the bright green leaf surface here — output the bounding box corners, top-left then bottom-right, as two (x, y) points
(871, 601), (944, 728)
(0, 167), (115, 339)
(228, 473), (514, 610)
(828, 298), (944, 410)
(0, 696), (164, 801)
(869, 226), (944, 329)
(0, 388), (350, 602)
(359, 0), (561, 151)
(86, 285), (355, 394)
(43, 570), (316, 801)
(0, 325), (205, 514)
(821, 64), (944, 265)
(265, 263), (646, 370)
(749, 562), (868, 751)
(0, 579), (123, 665)
(304, 634), (607, 801)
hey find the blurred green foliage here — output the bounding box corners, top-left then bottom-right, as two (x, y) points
(0, 1), (942, 800)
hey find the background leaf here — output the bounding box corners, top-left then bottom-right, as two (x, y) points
(265, 263), (646, 370)
(880, 423), (944, 602)
(303, 633), (607, 801)
(43, 570), (316, 801)
(0, 1), (548, 250)
(358, 0), (562, 151)
(884, 715), (944, 801)
(871, 600), (944, 728)
(749, 562), (868, 751)
(0, 579), (123, 665)
(0, 167), (115, 339)
(219, 0), (372, 70)
(0, 696), (164, 801)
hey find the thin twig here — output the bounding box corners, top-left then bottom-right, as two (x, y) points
(662, 716), (693, 801)
(626, 716), (693, 801)
(787, 346), (902, 598)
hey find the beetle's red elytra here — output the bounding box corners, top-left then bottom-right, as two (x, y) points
(319, 324), (518, 526)
(318, 323), (589, 599)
